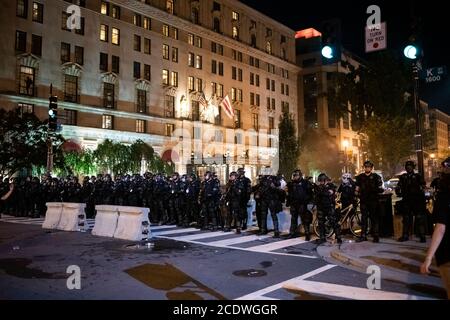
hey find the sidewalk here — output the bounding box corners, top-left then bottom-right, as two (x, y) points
(316, 236), (447, 297)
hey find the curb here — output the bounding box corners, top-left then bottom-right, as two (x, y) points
(330, 248), (369, 270)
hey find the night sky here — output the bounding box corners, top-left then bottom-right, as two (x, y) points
(240, 0), (450, 113)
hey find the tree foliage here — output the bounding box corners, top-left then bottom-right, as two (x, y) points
(0, 108), (64, 177)
(278, 111), (300, 178)
(326, 51), (429, 176)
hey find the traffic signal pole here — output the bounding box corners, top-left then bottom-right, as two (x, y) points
(412, 62), (425, 177)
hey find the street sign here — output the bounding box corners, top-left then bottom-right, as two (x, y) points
(420, 66), (447, 83)
(365, 22), (386, 53)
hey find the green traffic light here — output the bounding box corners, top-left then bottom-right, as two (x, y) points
(404, 45), (418, 59)
(321, 45), (334, 59)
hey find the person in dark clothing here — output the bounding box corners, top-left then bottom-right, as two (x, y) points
(153, 173), (168, 224)
(355, 160), (383, 243)
(81, 176), (95, 218)
(421, 157), (450, 299)
(167, 172), (184, 225)
(315, 173), (341, 244)
(185, 173), (200, 227)
(237, 168), (251, 230)
(198, 171), (221, 231)
(258, 175), (283, 238)
(286, 170), (313, 240)
(395, 161), (427, 242)
(226, 171), (247, 234)
(251, 175), (264, 231)
(338, 173), (357, 213)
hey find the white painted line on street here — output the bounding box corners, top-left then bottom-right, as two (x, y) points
(207, 234), (271, 246)
(150, 225), (177, 231)
(245, 238), (308, 252)
(174, 231), (229, 241)
(235, 264), (337, 300)
(282, 280), (435, 300)
(152, 228), (198, 235)
(154, 235), (317, 259)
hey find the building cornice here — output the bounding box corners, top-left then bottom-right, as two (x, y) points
(111, 0), (301, 73)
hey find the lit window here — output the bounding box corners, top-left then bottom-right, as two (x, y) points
(165, 123), (174, 136)
(111, 28), (120, 45)
(231, 88), (236, 102)
(100, 24), (108, 42)
(266, 41), (272, 54)
(166, 0), (174, 14)
(101, 1), (109, 15)
(18, 103), (34, 116)
(195, 55), (202, 69)
(188, 52), (194, 67)
(103, 83), (115, 108)
(188, 76), (194, 91)
(163, 44), (169, 60)
(172, 47), (178, 62)
(17, 0), (28, 18)
(102, 115), (113, 129)
(112, 5), (120, 19)
(232, 11), (239, 21)
(32, 2), (43, 23)
(143, 17), (151, 30)
(232, 26), (239, 40)
(19, 66), (35, 96)
(237, 89), (243, 102)
(173, 27), (178, 40)
(196, 78), (202, 92)
(162, 69), (169, 85)
(162, 24), (169, 37)
(188, 33), (194, 45)
(134, 14), (141, 27)
(196, 36), (202, 48)
(136, 119), (145, 133)
(170, 71), (178, 87)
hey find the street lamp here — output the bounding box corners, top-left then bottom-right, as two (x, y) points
(403, 43), (424, 177)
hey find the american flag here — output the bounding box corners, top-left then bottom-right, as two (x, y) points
(220, 94), (234, 119)
(199, 92), (208, 108)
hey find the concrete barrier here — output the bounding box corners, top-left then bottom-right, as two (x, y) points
(92, 205), (119, 237)
(114, 206), (150, 241)
(57, 203), (87, 231)
(42, 202), (63, 229)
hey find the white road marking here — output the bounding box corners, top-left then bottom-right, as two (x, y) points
(282, 280), (435, 300)
(151, 228), (199, 235)
(174, 231), (229, 241)
(207, 234), (271, 246)
(235, 264), (337, 300)
(245, 238), (308, 252)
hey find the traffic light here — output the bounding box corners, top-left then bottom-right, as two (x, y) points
(48, 95), (58, 131)
(320, 19), (342, 64)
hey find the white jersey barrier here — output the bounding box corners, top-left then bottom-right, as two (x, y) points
(114, 206), (150, 241)
(57, 203), (88, 231)
(42, 202), (63, 229)
(91, 205), (119, 238)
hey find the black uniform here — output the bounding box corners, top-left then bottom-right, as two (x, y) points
(315, 182), (340, 242)
(185, 178), (200, 226)
(199, 178), (221, 230)
(237, 175), (251, 230)
(286, 178), (313, 237)
(338, 179), (357, 212)
(395, 172), (427, 240)
(153, 177), (168, 224)
(228, 177), (247, 232)
(259, 176), (283, 237)
(355, 172), (383, 239)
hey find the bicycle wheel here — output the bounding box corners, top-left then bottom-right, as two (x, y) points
(349, 211), (370, 237)
(312, 218), (334, 238)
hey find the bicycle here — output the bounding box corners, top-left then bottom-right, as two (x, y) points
(312, 194), (370, 238)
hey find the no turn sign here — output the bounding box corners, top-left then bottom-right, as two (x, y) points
(365, 22), (387, 53)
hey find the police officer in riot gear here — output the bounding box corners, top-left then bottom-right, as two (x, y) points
(355, 160), (383, 242)
(286, 170), (313, 240)
(168, 172), (183, 225)
(237, 168), (251, 230)
(395, 161), (427, 242)
(199, 171), (221, 230)
(258, 175), (282, 238)
(185, 173), (200, 227)
(153, 173), (168, 224)
(315, 173), (341, 244)
(226, 171), (247, 234)
(338, 173), (357, 213)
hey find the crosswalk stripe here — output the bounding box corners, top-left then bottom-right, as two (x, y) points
(174, 231), (228, 241)
(282, 280), (434, 300)
(152, 228), (198, 235)
(235, 264), (336, 300)
(149, 225), (177, 231)
(207, 234), (271, 246)
(245, 238), (308, 252)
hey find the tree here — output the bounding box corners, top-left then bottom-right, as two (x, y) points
(278, 111), (300, 178)
(0, 108), (64, 177)
(327, 51), (427, 176)
(62, 149), (97, 177)
(299, 129), (341, 180)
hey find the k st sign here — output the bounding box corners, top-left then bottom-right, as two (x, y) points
(421, 66), (447, 83)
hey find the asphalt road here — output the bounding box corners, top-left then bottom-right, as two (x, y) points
(0, 216), (443, 300)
